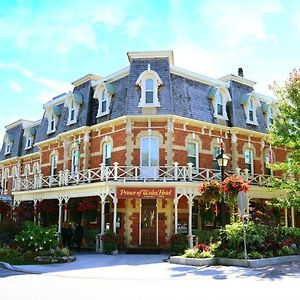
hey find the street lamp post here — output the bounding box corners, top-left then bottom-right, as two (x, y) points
(216, 141), (230, 227)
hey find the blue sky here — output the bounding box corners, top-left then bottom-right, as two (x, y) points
(1, 0), (300, 142)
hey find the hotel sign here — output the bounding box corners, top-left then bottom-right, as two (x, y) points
(116, 187), (175, 199)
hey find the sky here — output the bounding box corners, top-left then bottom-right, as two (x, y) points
(0, 0), (300, 143)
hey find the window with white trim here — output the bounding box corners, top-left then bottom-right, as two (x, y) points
(25, 135), (33, 149)
(267, 106), (274, 127)
(102, 142), (112, 166)
(11, 166), (18, 191)
(48, 112), (56, 133)
(243, 96), (258, 125)
(69, 99), (76, 123)
(50, 154), (57, 177)
(2, 168), (9, 192)
(94, 84), (112, 118)
(33, 162), (40, 176)
(24, 164), (30, 178)
(244, 149), (254, 176)
(213, 146), (221, 171)
(187, 142), (199, 168)
(209, 87), (231, 120)
(4, 135), (12, 155)
(100, 90), (108, 115)
(71, 148), (79, 175)
(136, 67), (162, 108)
(265, 154), (271, 176)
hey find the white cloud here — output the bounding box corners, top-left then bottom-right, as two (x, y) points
(124, 17), (150, 39)
(0, 62), (18, 69)
(32, 77), (71, 92)
(21, 68), (33, 78)
(199, 0), (283, 47)
(8, 81), (23, 92)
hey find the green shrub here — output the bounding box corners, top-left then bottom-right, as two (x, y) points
(248, 251), (263, 259)
(279, 227), (300, 246)
(183, 248), (199, 258)
(47, 247), (71, 257)
(0, 247), (23, 264)
(193, 229), (219, 244)
(84, 229), (99, 249)
(101, 230), (118, 254)
(170, 233), (188, 255)
(15, 221), (59, 252)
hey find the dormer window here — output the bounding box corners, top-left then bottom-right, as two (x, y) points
(65, 93), (82, 125)
(136, 66), (162, 108)
(4, 134), (13, 155)
(50, 113), (55, 132)
(145, 79), (154, 103)
(208, 87), (231, 120)
(94, 83), (114, 118)
(268, 107), (274, 127)
(25, 135), (33, 149)
(248, 99), (254, 122)
(241, 93), (259, 125)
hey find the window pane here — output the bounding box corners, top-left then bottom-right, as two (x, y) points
(150, 138), (159, 166)
(146, 91), (153, 103)
(217, 93), (223, 105)
(188, 156), (196, 166)
(188, 143), (196, 156)
(70, 109), (75, 120)
(141, 138), (149, 166)
(249, 110), (254, 121)
(146, 79), (153, 90)
(101, 100), (107, 112)
(217, 104), (223, 115)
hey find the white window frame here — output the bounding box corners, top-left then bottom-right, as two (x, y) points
(50, 154), (57, 177)
(136, 68), (162, 108)
(243, 95), (259, 125)
(65, 93), (81, 126)
(140, 136), (159, 178)
(71, 148), (79, 175)
(25, 134), (33, 150)
(11, 166), (18, 191)
(4, 141), (11, 155)
(102, 142), (112, 166)
(47, 111), (56, 134)
(94, 84), (112, 118)
(187, 142), (199, 168)
(2, 168), (9, 193)
(33, 162), (40, 177)
(244, 148), (254, 176)
(213, 146), (221, 171)
(209, 87), (231, 120)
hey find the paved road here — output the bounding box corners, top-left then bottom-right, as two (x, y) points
(0, 267), (25, 278)
(0, 255), (299, 300)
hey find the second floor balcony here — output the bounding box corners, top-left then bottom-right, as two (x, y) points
(9, 162), (279, 193)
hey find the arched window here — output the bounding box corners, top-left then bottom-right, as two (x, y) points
(50, 154), (57, 176)
(145, 79), (154, 103)
(24, 164), (30, 178)
(100, 90), (107, 114)
(2, 168), (9, 192)
(12, 166), (18, 191)
(187, 142), (199, 168)
(102, 142), (112, 166)
(216, 92), (224, 116)
(49, 113), (56, 132)
(69, 99), (76, 122)
(136, 68), (162, 108)
(140, 137), (159, 178)
(244, 148), (254, 175)
(71, 148), (79, 175)
(33, 162), (40, 176)
(248, 99), (254, 122)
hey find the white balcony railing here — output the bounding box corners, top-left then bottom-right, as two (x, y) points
(13, 162), (279, 192)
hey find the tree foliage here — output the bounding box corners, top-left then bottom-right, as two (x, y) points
(268, 69), (300, 208)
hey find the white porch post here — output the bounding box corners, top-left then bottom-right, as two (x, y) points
(187, 195), (193, 249)
(285, 208), (288, 227)
(291, 207), (295, 228)
(113, 196), (118, 233)
(174, 197), (179, 234)
(97, 194), (106, 253)
(63, 197), (70, 222)
(58, 197), (63, 233)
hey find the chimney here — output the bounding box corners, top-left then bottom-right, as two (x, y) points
(238, 68), (244, 77)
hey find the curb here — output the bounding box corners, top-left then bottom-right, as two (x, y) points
(0, 261), (40, 274)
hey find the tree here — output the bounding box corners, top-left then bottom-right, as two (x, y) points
(268, 69), (300, 208)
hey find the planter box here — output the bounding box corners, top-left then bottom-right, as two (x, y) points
(169, 255), (300, 268)
(169, 256), (217, 266)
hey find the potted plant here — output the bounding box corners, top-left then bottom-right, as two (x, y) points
(198, 180), (221, 204)
(101, 230), (118, 254)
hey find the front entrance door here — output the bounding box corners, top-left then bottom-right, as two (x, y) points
(141, 199), (157, 246)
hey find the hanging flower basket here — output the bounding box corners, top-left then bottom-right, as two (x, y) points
(198, 181), (221, 204)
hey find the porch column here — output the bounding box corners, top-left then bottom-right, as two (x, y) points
(187, 195), (193, 249)
(291, 207), (295, 228)
(33, 199), (38, 224)
(174, 197), (179, 234)
(57, 197), (63, 233)
(63, 197), (70, 222)
(285, 208), (288, 227)
(98, 194), (106, 253)
(113, 196), (118, 234)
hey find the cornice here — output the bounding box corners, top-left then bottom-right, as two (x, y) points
(219, 74), (256, 87)
(127, 50), (174, 65)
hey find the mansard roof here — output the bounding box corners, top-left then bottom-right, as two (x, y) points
(0, 50), (277, 161)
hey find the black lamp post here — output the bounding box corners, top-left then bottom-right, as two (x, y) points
(216, 144), (230, 227)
